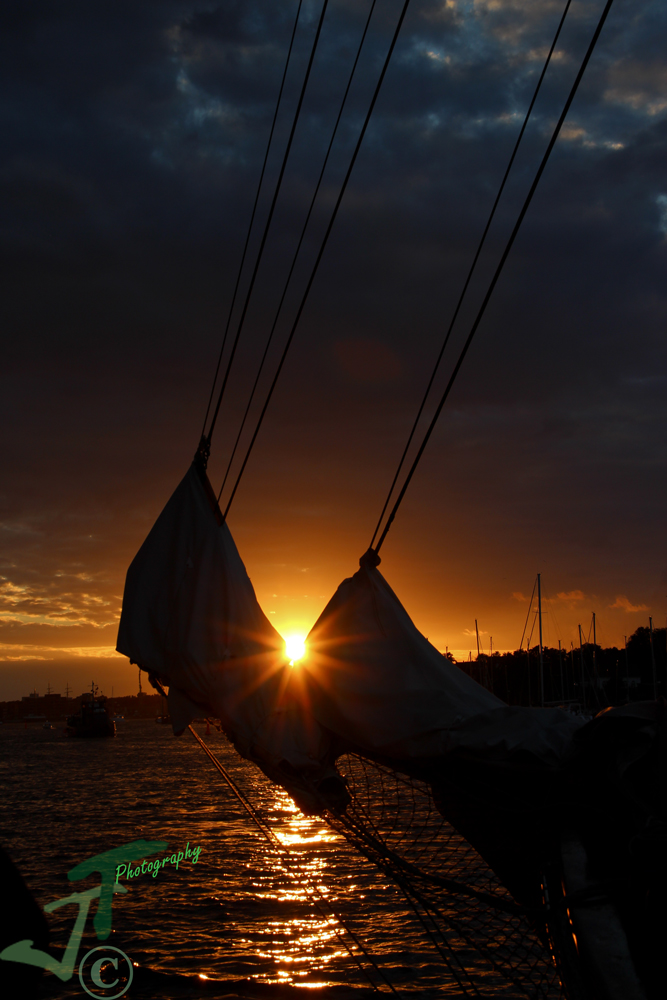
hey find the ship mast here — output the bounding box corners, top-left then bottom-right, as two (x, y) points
(578, 623), (585, 710)
(649, 616), (657, 699)
(537, 573), (544, 707)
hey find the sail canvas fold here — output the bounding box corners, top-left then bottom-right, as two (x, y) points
(116, 464), (336, 788)
(300, 554), (582, 767)
(300, 553), (503, 759)
(117, 471), (582, 811)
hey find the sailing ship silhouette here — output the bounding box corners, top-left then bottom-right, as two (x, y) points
(115, 1), (664, 996)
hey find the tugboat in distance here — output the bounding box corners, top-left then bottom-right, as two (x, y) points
(66, 683), (116, 738)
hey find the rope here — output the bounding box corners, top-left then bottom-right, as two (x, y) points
(146, 673), (398, 992)
(332, 811), (480, 998)
(204, 0), (331, 452)
(200, 0), (305, 445)
(216, 0), (381, 504)
(327, 756), (560, 997)
(335, 796), (527, 916)
(331, 799), (536, 997)
(222, 0), (413, 522)
(372, 0), (616, 555)
(144, 673), (559, 995)
(368, 0), (573, 550)
(186, 722), (400, 994)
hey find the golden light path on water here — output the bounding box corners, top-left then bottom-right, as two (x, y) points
(1, 721), (558, 996)
(247, 788), (349, 986)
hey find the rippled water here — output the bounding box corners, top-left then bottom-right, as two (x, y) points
(1, 721), (554, 999)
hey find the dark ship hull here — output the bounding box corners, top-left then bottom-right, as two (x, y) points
(426, 701), (664, 1000)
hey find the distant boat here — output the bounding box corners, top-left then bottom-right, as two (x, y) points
(66, 684), (115, 738)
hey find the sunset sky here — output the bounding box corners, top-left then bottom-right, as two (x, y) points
(2, 0), (666, 701)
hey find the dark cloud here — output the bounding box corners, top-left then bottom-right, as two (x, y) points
(1, 0), (666, 696)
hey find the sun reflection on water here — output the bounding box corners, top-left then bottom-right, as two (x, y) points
(248, 787), (346, 984)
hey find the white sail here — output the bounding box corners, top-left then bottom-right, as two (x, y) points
(116, 464), (336, 793)
(301, 551), (582, 765)
(117, 471), (581, 806)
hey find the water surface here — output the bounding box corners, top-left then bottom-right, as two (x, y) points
(1, 720), (557, 999)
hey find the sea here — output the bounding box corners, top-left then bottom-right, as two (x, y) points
(1, 720), (556, 1000)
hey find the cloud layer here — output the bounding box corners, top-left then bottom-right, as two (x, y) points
(2, 0), (666, 696)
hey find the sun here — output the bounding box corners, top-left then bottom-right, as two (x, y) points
(284, 634), (306, 664)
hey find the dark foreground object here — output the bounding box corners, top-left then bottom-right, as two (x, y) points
(0, 846), (50, 999)
(427, 701), (666, 1000)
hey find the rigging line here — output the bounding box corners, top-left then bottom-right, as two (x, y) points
(146, 674), (395, 994)
(184, 726), (400, 997)
(146, 684), (398, 995)
(373, 0), (616, 555)
(204, 0), (331, 451)
(331, 813), (484, 998)
(216, 0), (380, 504)
(368, 0), (573, 550)
(342, 808), (527, 916)
(222, 0), (413, 522)
(148, 685), (398, 993)
(301, 766), (477, 995)
(519, 575), (538, 651)
(200, 0), (305, 442)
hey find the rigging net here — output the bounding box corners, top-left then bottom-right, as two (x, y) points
(329, 753), (564, 999)
(187, 717), (565, 999)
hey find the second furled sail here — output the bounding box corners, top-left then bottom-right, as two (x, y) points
(300, 549), (583, 770)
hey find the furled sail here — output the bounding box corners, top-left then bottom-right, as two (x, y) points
(117, 469), (581, 813)
(301, 549), (502, 758)
(116, 463), (338, 803)
(299, 550), (583, 768)
(297, 551), (587, 903)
